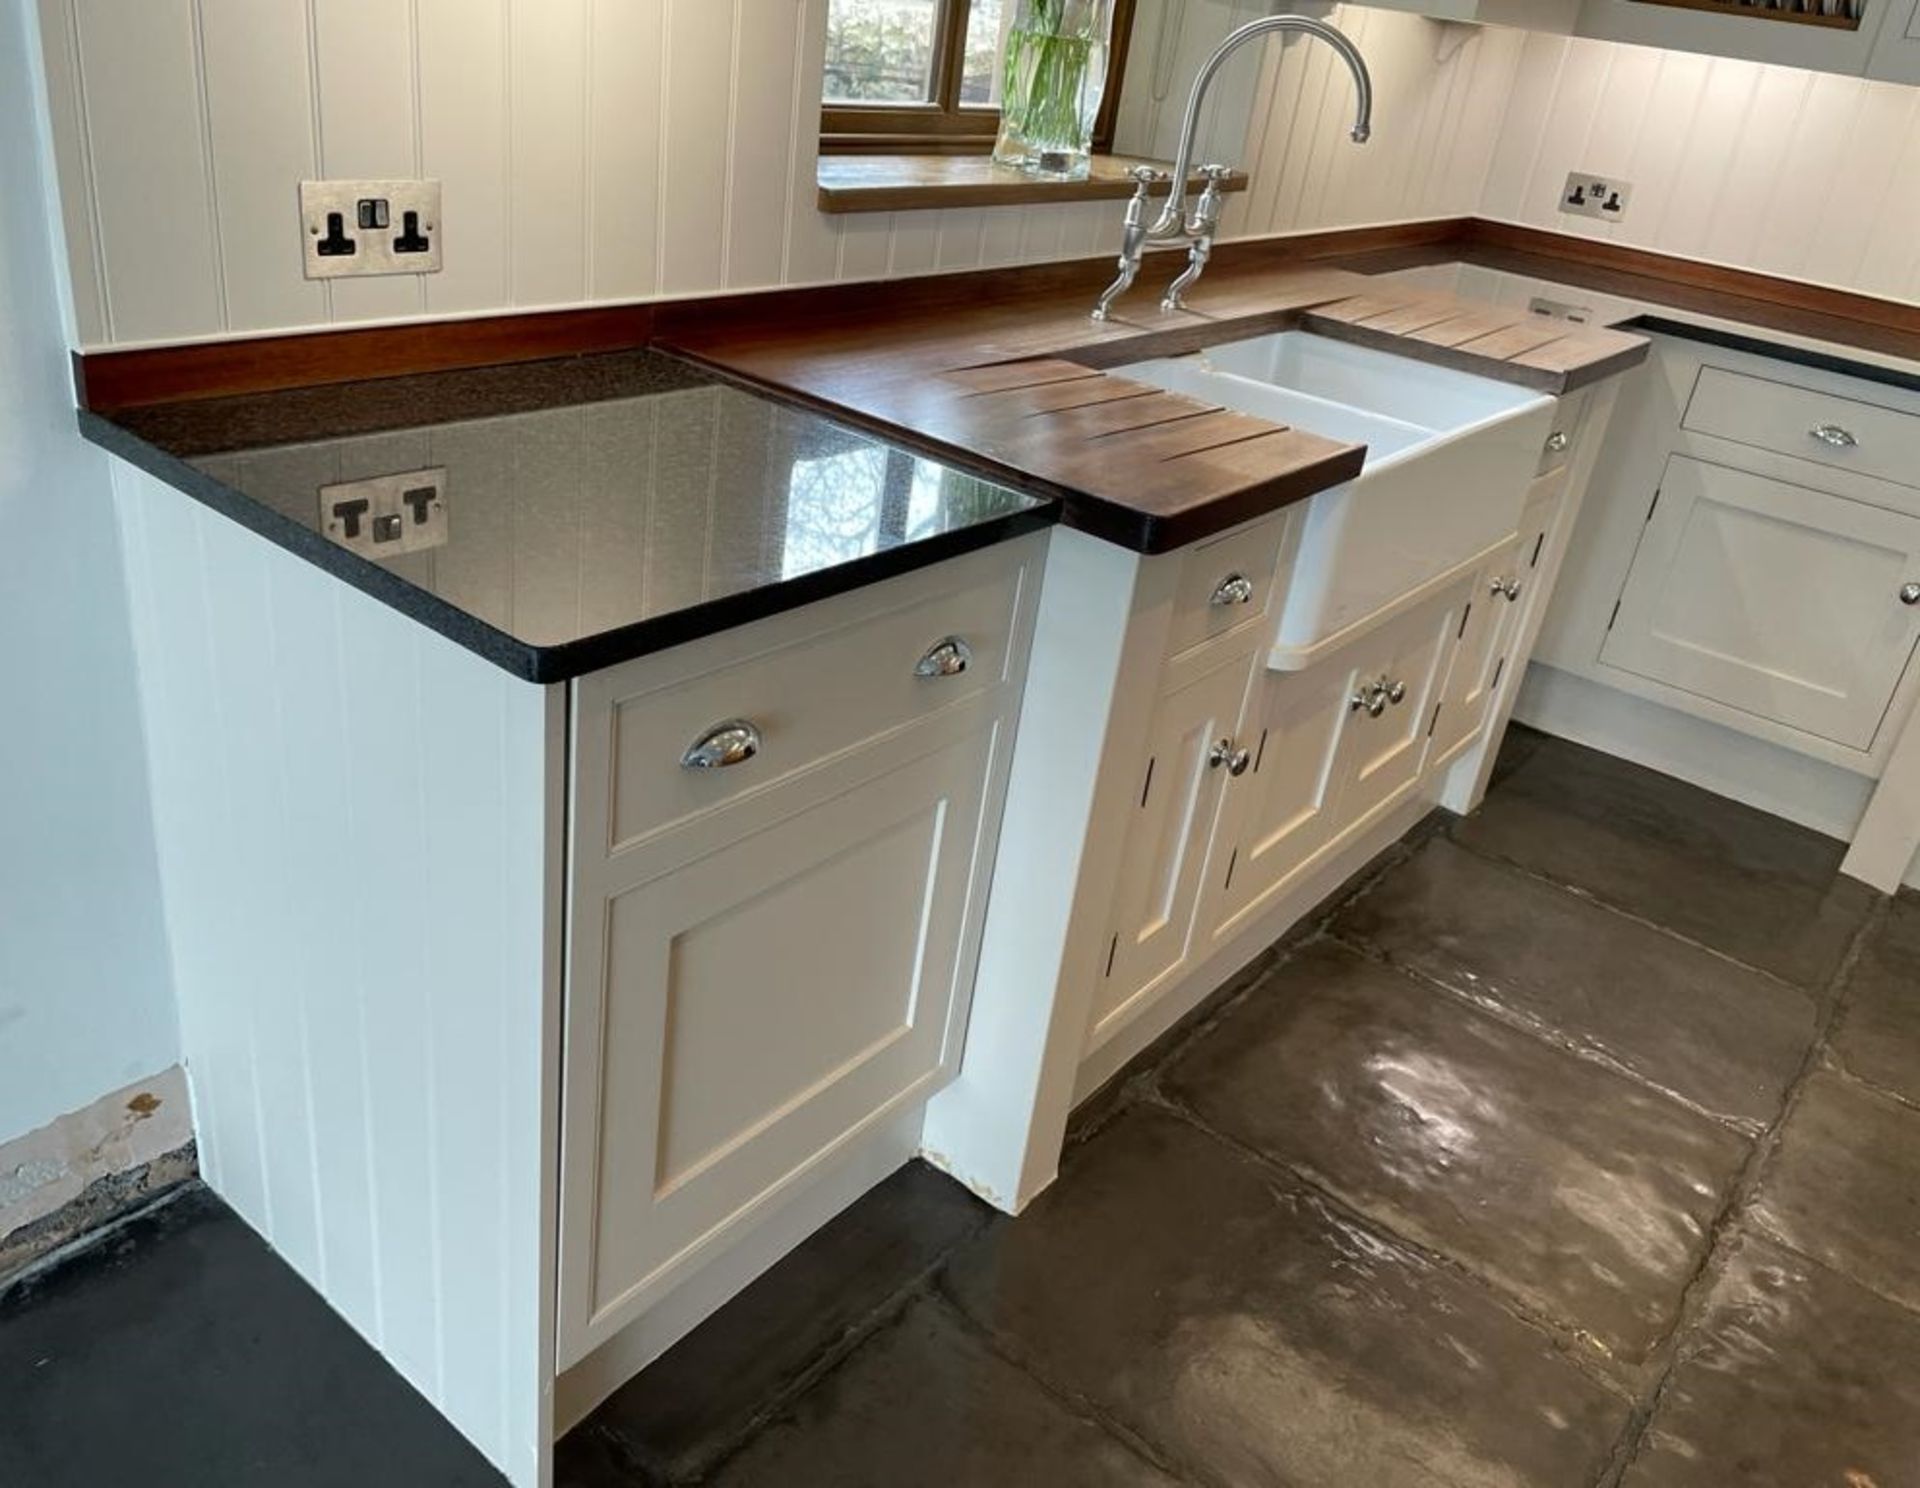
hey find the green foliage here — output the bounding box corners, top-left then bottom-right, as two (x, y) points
(823, 0), (937, 103)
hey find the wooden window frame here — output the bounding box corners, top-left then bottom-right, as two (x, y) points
(820, 0), (1137, 156)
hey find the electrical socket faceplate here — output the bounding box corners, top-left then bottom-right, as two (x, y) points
(1559, 171), (1632, 222)
(319, 468), (448, 559)
(1526, 294), (1594, 325)
(299, 179), (442, 279)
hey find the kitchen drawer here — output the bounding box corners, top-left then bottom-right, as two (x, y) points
(589, 542), (1032, 850)
(1537, 387), (1591, 476)
(1164, 514), (1288, 659)
(1682, 365), (1920, 492)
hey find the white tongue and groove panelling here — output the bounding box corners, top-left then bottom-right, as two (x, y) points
(1481, 30), (1920, 306)
(35, 0), (1513, 349)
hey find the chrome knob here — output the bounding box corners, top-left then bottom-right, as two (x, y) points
(1386, 679), (1407, 706)
(1350, 681), (1389, 718)
(1544, 430), (1570, 454)
(1491, 576), (1522, 602)
(1901, 582), (1920, 606)
(681, 719), (762, 770)
(1207, 738), (1252, 775)
(914, 635), (973, 678)
(1210, 573), (1255, 608)
(1810, 423), (1858, 449)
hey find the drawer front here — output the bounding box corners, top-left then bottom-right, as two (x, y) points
(1683, 365), (1920, 491)
(589, 541), (1033, 850)
(1164, 514), (1288, 659)
(1600, 455), (1920, 751)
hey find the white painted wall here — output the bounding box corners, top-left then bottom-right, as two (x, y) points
(1482, 30), (1920, 304)
(0, 0), (175, 1145)
(31, 0), (1513, 349)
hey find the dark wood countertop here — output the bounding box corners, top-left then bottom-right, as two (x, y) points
(658, 248), (1647, 552)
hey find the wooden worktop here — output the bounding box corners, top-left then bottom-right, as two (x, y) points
(658, 251), (1647, 552)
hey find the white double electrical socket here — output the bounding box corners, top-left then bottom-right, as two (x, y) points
(319, 468), (449, 560)
(299, 178), (442, 280)
(1558, 171), (1631, 223)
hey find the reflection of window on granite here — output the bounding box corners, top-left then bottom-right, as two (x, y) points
(782, 446), (888, 579)
(783, 445), (924, 578)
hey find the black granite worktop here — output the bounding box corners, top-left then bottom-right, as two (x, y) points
(81, 349), (1055, 683)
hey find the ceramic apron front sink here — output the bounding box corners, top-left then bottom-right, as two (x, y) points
(1117, 331), (1555, 657)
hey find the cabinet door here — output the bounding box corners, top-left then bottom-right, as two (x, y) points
(1337, 590), (1461, 832)
(1205, 656), (1357, 943)
(561, 722), (1000, 1361)
(1432, 538), (1525, 767)
(1600, 455), (1920, 750)
(1090, 654), (1251, 1047)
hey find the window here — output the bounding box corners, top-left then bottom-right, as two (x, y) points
(821, 0), (1135, 154)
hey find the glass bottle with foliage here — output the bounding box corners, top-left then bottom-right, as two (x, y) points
(992, 0), (1115, 179)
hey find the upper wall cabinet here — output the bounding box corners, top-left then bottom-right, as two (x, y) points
(1354, 0), (1577, 26)
(1573, 0), (1888, 78)
(1378, 0), (1920, 82)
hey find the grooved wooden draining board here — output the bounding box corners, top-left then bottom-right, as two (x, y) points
(663, 258), (1647, 552)
(1299, 291), (1652, 387)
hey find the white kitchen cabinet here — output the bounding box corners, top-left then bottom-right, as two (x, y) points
(1357, 0), (1578, 26)
(1432, 538), (1526, 770)
(559, 537), (1040, 1365)
(1089, 649), (1250, 1048)
(1204, 584), (1459, 946)
(1573, 0), (1883, 75)
(1330, 586), (1462, 834)
(1202, 653), (1358, 945)
(1599, 455), (1920, 751)
(1536, 331), (1920, 778)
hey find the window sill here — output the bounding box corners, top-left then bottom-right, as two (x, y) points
(815, 153), (1248, 215)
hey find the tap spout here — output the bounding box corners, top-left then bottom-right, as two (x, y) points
(1152, 16), (1372, 239)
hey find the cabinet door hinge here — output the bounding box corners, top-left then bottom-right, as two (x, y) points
(1427, 702), (1442, 738)
(1646, 487), (1661, 523)
(1222, 847), (1239, 893)
(1252, 728), (1269, 774)
(1490, 655), (1506, 692)
(1105, 933), (1118, 978)
(1139, 755), (1156, 809)
(1530, 531), (1546, 569)
(1607, 597), (1622, 632)
(1457, 602), (1472, 640)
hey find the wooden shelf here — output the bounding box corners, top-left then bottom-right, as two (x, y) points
(1625, 0), (1861, 29)
(816, 154), (1247, 215)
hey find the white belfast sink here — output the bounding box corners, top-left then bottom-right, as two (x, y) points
(1117, 331), (1555, 659)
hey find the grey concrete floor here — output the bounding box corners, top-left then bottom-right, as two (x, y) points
(6, 729), (1919, 1487)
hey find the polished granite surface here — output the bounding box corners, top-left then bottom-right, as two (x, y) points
(82, 350), (1054, 682)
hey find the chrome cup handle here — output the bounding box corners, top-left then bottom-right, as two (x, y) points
(1810, 423), (1858, 449)
(681, 719), (762, 770)
(914, 636), (973, 678)
(1210, 573), (1256, 607)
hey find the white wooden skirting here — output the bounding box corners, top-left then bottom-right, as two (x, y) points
(110, 460), (560, 1488)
